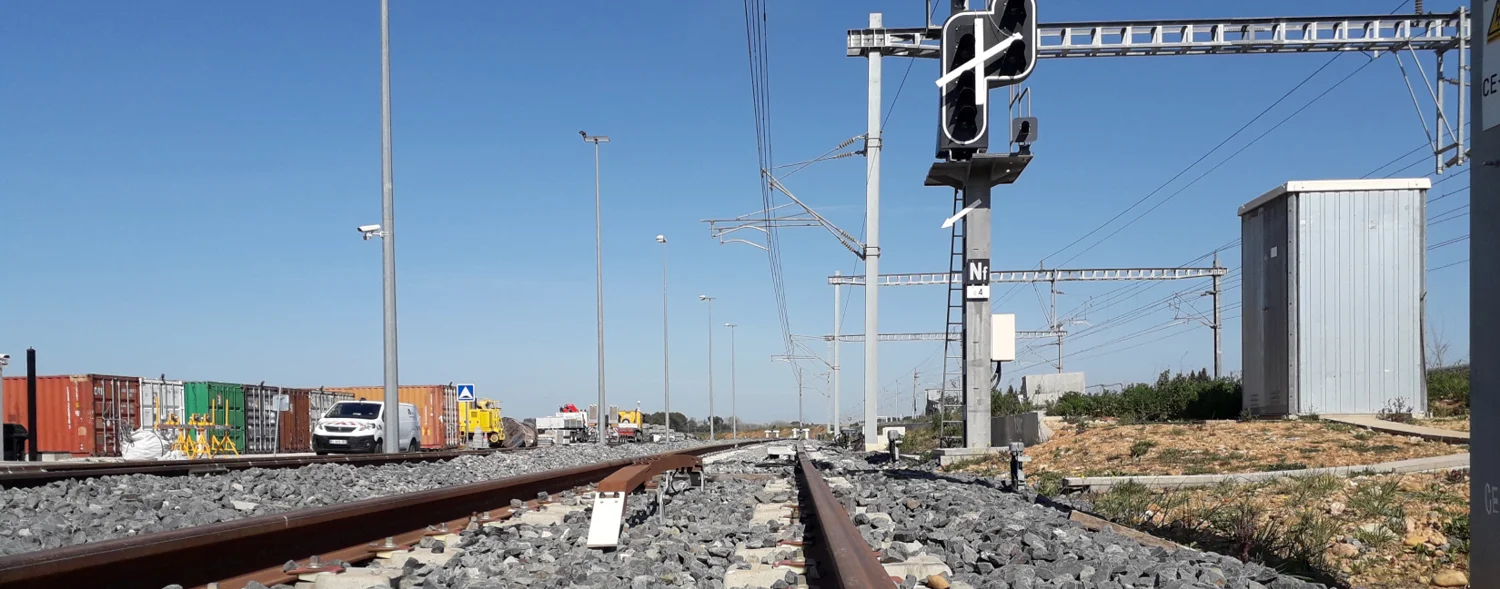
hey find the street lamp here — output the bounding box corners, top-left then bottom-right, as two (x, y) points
(581, 130), (610, 446)
(374, 0), (401, 453)
(699, 295), (716, 440)
(656, 234), (671, 439)
(725, 322), (739, 439)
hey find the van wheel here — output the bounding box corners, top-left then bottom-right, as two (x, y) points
(374, 439), (383, 453)
(408, 439), (420, 452)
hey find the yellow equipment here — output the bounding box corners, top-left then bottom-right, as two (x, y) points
(459, 399), (506, 448)
(616, 409), (643, 426)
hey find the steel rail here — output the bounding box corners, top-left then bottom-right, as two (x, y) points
(0, 440), (766, 589)
(0, 447), (525, 488)
(794, 443), (896, 588)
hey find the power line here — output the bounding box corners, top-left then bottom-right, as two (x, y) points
(1428, 235), (1469, 251)
(1034, 56), (1347, 268)
(1054, 54), (1385, 268)
(1361, 142), (1431, 178)
(1430, 258), (1468, 272)
(1429, 186), (1468, 204)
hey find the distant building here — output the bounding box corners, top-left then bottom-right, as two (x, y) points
(1021, 372), (1086, 406)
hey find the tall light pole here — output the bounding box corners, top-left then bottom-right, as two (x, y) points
(580, 131), (610, 446)
(699, 295), (716, 440)
(725, 323), (739, 439)
(656, 235), (671, 438)
(377, 0), (401, 453)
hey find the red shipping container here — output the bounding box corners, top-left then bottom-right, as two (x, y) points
(278, 388), (312, 453)
(2, 375), (141, 457)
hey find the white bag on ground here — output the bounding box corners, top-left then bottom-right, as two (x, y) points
(121, 428), (170, 461)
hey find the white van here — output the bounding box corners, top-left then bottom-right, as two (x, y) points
(312, 400), (421, 454)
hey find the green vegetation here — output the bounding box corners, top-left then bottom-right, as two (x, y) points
(1377, 397), (1417, 425)
(1047, 370), (1241, 422)
(1427, 364), (1470, 416)
(1129, 439), (1157, 459)
(990, 389), (1036, 416)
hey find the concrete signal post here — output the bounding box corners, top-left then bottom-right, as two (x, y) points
(1470, 0), (1494, 577)
(929, 0), (1037, 456)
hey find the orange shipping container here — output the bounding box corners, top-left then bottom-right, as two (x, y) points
(326, 385), (456, 449)
(2, 375), (141, 457)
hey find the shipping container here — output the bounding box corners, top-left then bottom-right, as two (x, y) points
(242, 383), (284, 454)
(2, 375), (141, 457)
(308, 388), (351, 425)
(184, 382), (246, 451)
(279, 388), (313, 453)
(1239, 178), (1428, 416)
(327, 385), (458, 449)
(140, 378), (186, 429)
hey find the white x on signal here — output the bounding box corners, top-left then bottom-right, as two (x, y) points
(934, 16), (1023, 107)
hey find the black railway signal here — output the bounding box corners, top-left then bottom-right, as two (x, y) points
(936, 0), (1038, 161)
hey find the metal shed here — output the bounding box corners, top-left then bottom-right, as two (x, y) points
(1238, 178), (1428, 417)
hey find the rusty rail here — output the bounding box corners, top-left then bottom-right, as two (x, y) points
(795, 443), (896, 588)
(0, 448), (524, 488)
(0, 440), (765, 589)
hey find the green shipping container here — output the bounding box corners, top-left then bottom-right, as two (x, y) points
(184, 382), (246, 452)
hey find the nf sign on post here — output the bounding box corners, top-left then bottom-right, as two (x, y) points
(965, 258), (991, 300)
(936, 0), (1038, 160)
(457, 384), (475, 402)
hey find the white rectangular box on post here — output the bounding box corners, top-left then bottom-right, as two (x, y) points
(991, 313), (1016, 362)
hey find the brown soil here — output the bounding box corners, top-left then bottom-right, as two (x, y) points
(1012, 419), (1464, 477)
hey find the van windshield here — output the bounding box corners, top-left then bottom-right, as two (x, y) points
(325, 402), (382, 419)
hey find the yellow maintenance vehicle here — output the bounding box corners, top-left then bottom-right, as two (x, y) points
(615, 409), (645, 442)
(458, 399), (506, 448)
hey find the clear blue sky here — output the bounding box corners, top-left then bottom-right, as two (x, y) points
(0, 1), (1470, 425)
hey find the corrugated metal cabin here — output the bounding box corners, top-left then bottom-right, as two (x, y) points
(1239, 178), (1429, 416)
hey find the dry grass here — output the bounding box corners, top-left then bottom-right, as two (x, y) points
(1415, 417), (1470, 432)
(1084, 471), (1470, 588)
(999, 419), (1462, 477)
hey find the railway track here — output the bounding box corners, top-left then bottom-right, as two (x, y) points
(0, 447), (526, 488)
(0, 440), (909, 589)
(0, 440), (1333, 589)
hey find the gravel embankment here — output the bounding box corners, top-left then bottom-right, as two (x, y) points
(430, 444), (793, 589)
(0, 441), (711, 557)
(813, 447), (1328, 589)
(423, 442), (1329, 588)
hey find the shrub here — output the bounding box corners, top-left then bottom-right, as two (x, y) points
(1130, 439), (1157, 459)
(1377, 398), (1416, 424)
(1046, 371), (1243, 423)
(991, 389), (1035, 416)
(1427, 364), (1470, 414)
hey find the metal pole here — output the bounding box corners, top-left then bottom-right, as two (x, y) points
(702, 296), (715, 440)
(862, 12), (884, 451)
(581, 135), (608, 447)
(832, 272), (841, 438)
(26, 348), (37, 462)
(796, 368), (804, 427)
(912, 370), (918, 418)
(1457, 8), (1466, 168)
(378, 0), (401, 454)
(1437, 51), (1447, 174)
(1052, 277), (1061, 373)
(727, 323), (738, 439)
(1212, 252), (1222, 379)
(659, 236), (671, 438)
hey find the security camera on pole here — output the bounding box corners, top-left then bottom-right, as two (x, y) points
(927, 0), (1036, 452)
